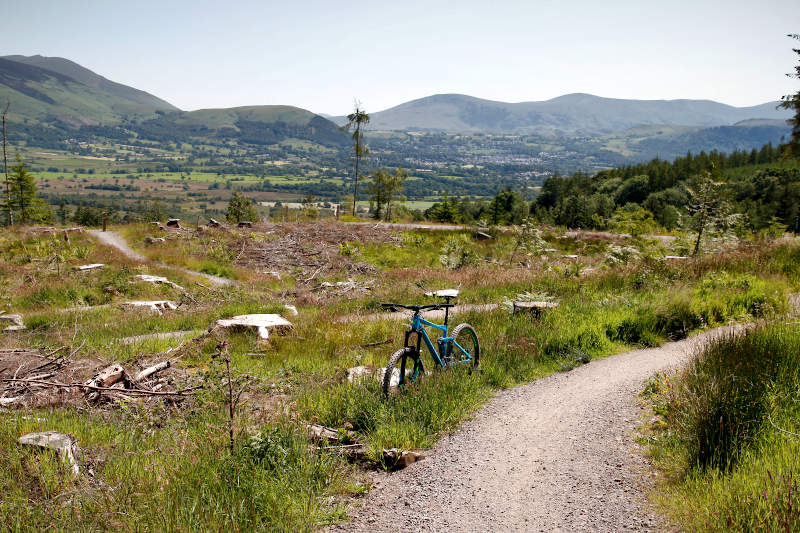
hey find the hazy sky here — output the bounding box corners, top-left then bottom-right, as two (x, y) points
(5, 0), (799, 115)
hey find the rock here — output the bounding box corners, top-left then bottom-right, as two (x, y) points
(383, 448), (425, 469)
(132, 274), (186, 291)
(166, 219), (181, 228)
(213, 314), (293, 342)
(284, 304), (299, 316)
(0, 313), (25, 331)
(18, 431), (80, 476)
(145, 236), (166, 244)
(76, 263), (105, 271)
(512, 301), (559, 317)
(120, 300), (178, 316)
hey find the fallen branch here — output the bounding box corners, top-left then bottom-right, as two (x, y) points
(1, 378), (200, 397)
(134, 360), (171, 382)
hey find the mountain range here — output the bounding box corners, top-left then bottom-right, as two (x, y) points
(0, 54), (792, 151)
(330, 93), (790, 136)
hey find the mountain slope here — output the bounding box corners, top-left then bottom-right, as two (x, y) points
(4, 55), (177, 110)
(340, 93), (791, 136)
(0, 56), (176, 126)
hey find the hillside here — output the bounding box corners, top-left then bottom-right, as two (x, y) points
(336, 93), (791, 136)
(3, 55), (177, 110)
(132, 105), (348, 146)
(0, 56), (176, 126)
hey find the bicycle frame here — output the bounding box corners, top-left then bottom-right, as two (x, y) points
(405, 312), (474, 368)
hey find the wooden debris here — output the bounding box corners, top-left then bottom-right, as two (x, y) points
(661, 255), (689, 261)
(284, 304), (299, 316)
(0, 313), (25, 331)
(561, 254), (579, 260)
(85, 363), (125, 389)
(213, 314), (293, 342)
(120, 300), (178, 316)
(0, 396), (21, 406)
(76, 263), (105, 271)
(307, 423), (341, 442)
(475, 231), (493, 240)
(238, 221), (253, 228)
(19, 431), (80, 476)
(208, 218), (222, 228)
(512, 301), (559, 317)
(166, 219), (181, 228)
(132, 274), (186, 291)
(134, 360), (171, 383)
(145, 236), (166, 244)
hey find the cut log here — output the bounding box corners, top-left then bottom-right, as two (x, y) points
(145, 236), (166, 244)
(0, 396), (21, 406)
(85, 363), (125, 388)
(208, 218), (222, 227)
(134, 360), (171, 382)
(346, 366), (375, 383)
(19, 431), (80, 476)
(474, 231), (493, 240)
(237, 221), (253, 228)
(166, 219), (181, 228)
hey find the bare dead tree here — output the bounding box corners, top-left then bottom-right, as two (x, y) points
(2, 99), (11, 226)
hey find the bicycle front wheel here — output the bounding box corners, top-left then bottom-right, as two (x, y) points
(450, 323), (480, 370)
(382, 347), (422, 398)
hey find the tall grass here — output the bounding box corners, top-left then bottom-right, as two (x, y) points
(645, 324), (800, 531)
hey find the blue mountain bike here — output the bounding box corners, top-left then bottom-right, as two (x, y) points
(380, 291), (480, 397)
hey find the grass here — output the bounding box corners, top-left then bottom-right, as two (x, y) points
(642, 323), (800, 531)
(1, 223), (799, 530)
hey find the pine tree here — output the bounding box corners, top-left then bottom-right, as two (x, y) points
(226, 192), (258, 223)
(779, 34), (800, 156)
(7, 154), (51, 224)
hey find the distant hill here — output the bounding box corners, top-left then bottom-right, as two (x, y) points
(332, 93), (792, 136)
(0, 55), (346, 146)
(132, 105), (348, 146)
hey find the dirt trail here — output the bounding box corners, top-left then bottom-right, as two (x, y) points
(87, 230), (235, 287)
(330, 326), (741, 532)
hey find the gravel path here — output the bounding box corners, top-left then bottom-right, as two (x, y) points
(330, 326), (740, 533)
(87, 230), (235, 287)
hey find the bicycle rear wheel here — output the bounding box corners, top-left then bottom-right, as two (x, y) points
(382, 347), (422, 398)
(450, 323), (480, 370)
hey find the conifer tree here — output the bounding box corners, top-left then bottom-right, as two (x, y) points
(6, 154), (51, 224)
(779, 34), (800, 156)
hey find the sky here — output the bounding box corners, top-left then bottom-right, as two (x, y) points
(4, 0), (799, 115)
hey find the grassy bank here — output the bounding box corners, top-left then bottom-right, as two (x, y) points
(642, 323), (800, 531)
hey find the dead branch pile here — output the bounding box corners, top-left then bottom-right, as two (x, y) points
(0, 347), (195, 408)
(233, 222), (400, 281)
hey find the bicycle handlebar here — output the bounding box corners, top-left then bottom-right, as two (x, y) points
(381, 302), (455, 312)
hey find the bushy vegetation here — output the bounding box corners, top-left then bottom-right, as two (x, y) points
(643, 324), (800, 532)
